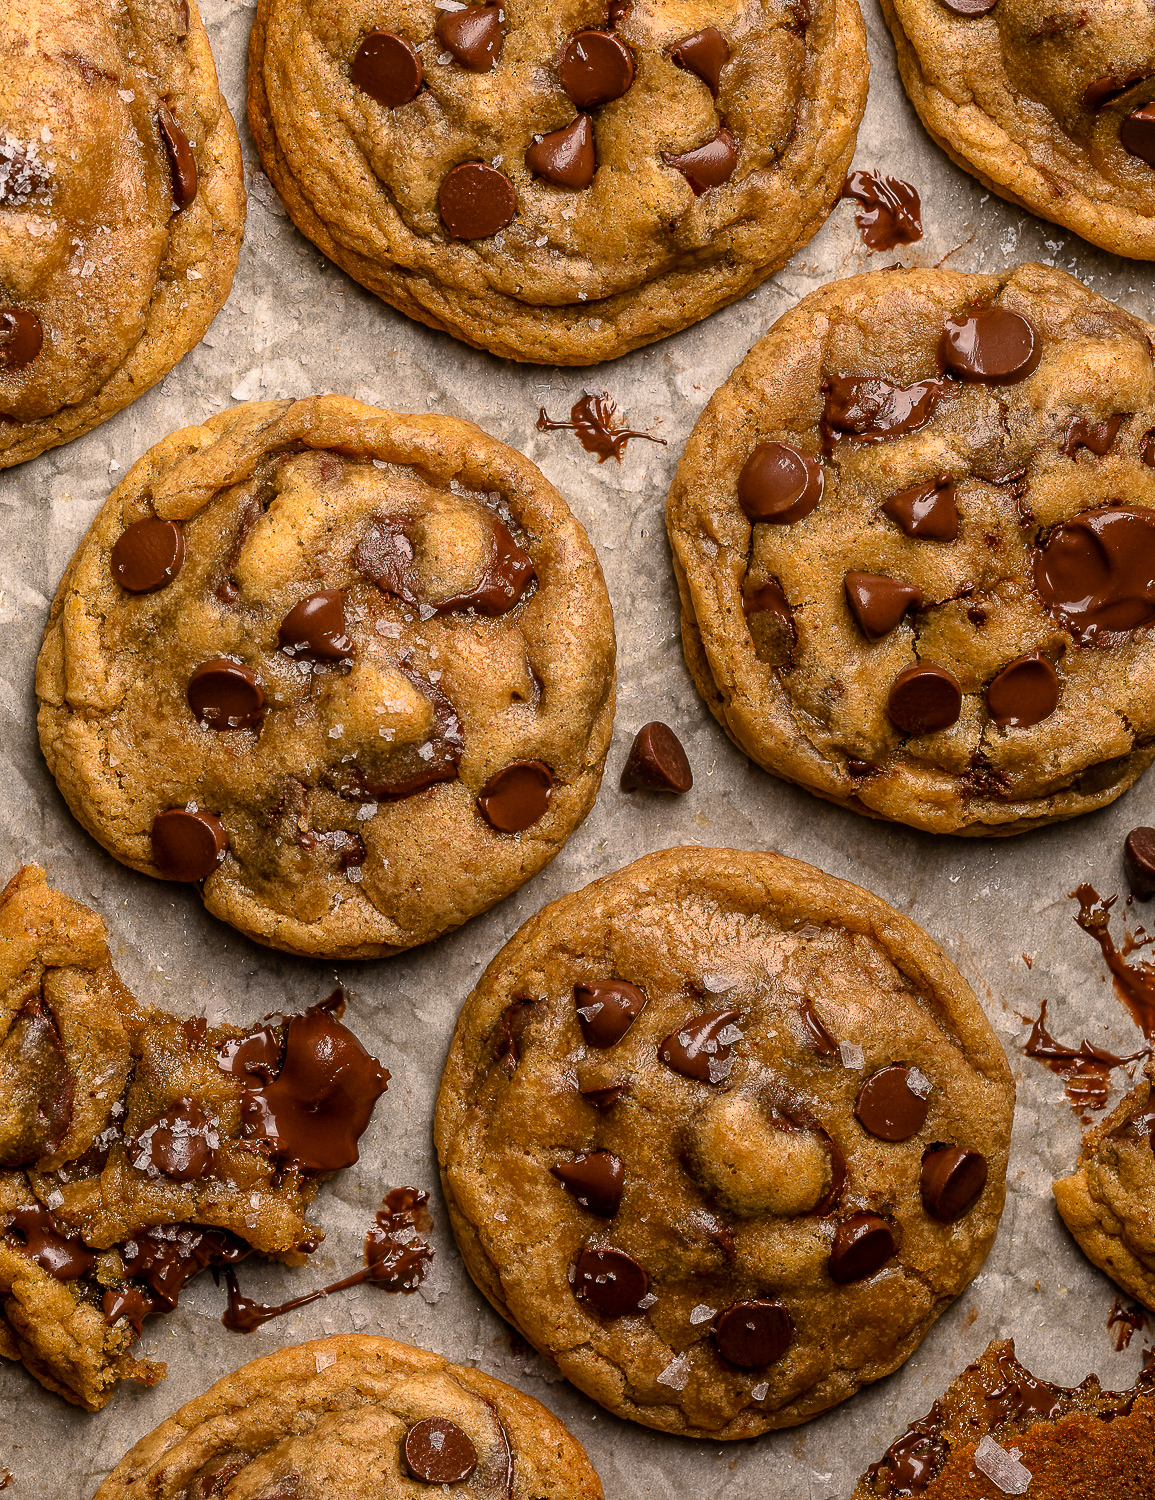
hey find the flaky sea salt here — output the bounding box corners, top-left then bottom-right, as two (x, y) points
(974, 1435), (1031, 1495)
(839, 1039), (865, 1069)
(908, 1067), (933, 1099)
(750, 1382), (769, 1400)
(656, 1353), (691, 1391)
(689, 1304), (715, 1325)
(314, 1350), (338, 1373)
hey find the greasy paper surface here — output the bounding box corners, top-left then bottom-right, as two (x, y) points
(2, 4), (1153, 1495)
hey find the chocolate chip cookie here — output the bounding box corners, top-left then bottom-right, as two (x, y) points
(246, 0), (869, 364)
(666, 261), (1155, 836)
(93, 1334), (604, 1499)
(35, 396), (615, 959)
(435, 846), (1014, 1438)
(0, 0), (245, 469)
(0, 864), (389, 1409)
(880, 0), (1155, 260)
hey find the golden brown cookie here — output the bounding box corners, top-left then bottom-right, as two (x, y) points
(35, 396), (616, 960)
(666, 261), (1155, 836)
(435, 846), (1014, 1438)
(0, 0), (245, 468)
(246, 0), (869, 364)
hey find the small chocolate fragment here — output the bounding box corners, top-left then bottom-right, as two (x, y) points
(1124, 827), (1155, 900)
(882, 475), (958, 541)
(405, 1418), (477, 1485)
(277, 590), (352, 661)
(886, 664), (962, 735)
(559, 31), (635, 108)
(526, 114), (596, 190)
(855, 1065), (930, 1141)
(1032, 506), (1155, 643)
(845, 572), (923, 641)
(351, 31), (423, 107)
(828, 1213), (896, 1283)
(575, 980), (647, 1048)
(435, 4), (503, 71)
(364, 1185), (435, 1292)
(134, 1096), (213, 1181)
(494, 998), (533, 1075)
(840, 171), (922, 251)
(797, 995), (838, 1056)
(0, 307), (44, 372)
(551, 1151), (624, 1217)
(1122, 103), (1155, 167)
(670, 27), (730, 96)
(1083, 69), (1152, 109)
(738, 442), (824, 523)
(658, 1008), (740, 1082)
(1142, 429), (1155, 466)
(157, 104), (197, 208)
(663, 127), (738, 195)
(188, 658), (265, 730)
(919, 1145), (987, 1221)
(822, 375), (948, 444)
(151, 808), (228, 881)
(581, 1082), (627, 1110)
(620, 721), (692, 793)
(572, 1243), (648, 1317)
(111, 518), (185, 594)
(1061, 413), (1123, 458)
(439, 161), (517, 239)
(986, 653), (1058, 728)
(476, 760), (552, 832)
(7, 1204), (96, 1280)
(938, 0), (998, 12)
(713, 1300), (791, 1368)
(939, 308), (1040, 383)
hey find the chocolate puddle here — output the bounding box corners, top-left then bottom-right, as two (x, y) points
(1022, 997), (1145, 1112)
(536, 392), (666, 463)
(1072, 885), (1155, 1041)
(1108, 1299), (1149, 1351)
(840, 170), (922, 250)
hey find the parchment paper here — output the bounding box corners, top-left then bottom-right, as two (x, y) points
(3, 4), (1154, 1494)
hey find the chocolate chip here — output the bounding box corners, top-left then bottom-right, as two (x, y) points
(886, 664), (962, 735)
(822, 374), (949, 444)
(157, 104), (197, 208)
(110, 518), (185, 593)
(581, 1082), (627, 1110)
(1033, 506), (1155, 643)
(1122, 103), (1155, 167)
(882, 475), (958, 541)
(551, 1151), (624, 1217)
(938, 308), (1040, 383)
(572, 1244), (648, 1317)
(526, 113), (596, 189)
(1124, 827), (1155, 899)
(738, 442), (824, 523)
(277, 591), (352, 661)
(986, 653), (1058, 728)
(713, 1300), (792, 1368)
(559, 31), (634, 108)
(404, 1418), (477, 1485)
(351, 31), (423, 107)
(476, 759), (552, 831)
(937, 0), (998, 12)
(435, 4), (503, 71)
(574, 980), (647, 1047)
(844, 571), (924, 641)
(439, 161), (517, 239)
(670, 27), (729, 95)
(151, 808), (228, 880)
(188, 658), (265, 730)
(658, 1008), (740, 1082)
(797, 995), (838, 1056)
(663, 127), (738, 195)
(919, 1145), (986, 1221)
(855, 1065), (930, 1141)
(742, 579), (794, 627)
(828, 1213), (897, 1283)
(0, 307), (43, 372)
(1061, 414), (1123, 458)
(137, 1096), (213, 1181)
(620, 721), (692, 793)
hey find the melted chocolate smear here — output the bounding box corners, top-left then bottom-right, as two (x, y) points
(130, 1096), (216, 1181)
(356, 512), (534, 616)
(797, 996), (838, 1056)
(581, 1082), (627, 1110)
(157, 104), (197, 208)
(104, 1225), (248, 1332)
(0, 306), (44, 373)
(537, 392), (665, 463)
(821, 375), (950, 450)
(217, 1024), (284, 1085)
(0, 991), (74, 1167)
(866, 1401), (948, 1496)
(1022, 996), (1144, 1111)
(1072, 885), (1155, 1042)
(7, 1204), (95, 1280)
(1062, 414), (1124, 459)
(494, 998), (534, 1075)
(436, 515), (535, 615)
(840, 171), (922, 250)
(1109, 1299), (1149, 1351)
(1033, 506), (1155, 643)
(981, 1344), (1071, 1425)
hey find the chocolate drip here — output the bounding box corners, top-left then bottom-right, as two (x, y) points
(1022, 996), (1144, 1112)
(981, 1343), (1071, 1424)
(840, 171), (922, 250)
(1108, 1299), (1148, 1350)
(1061, 414), (1124, 458)
(6, 1204), (95, 1280)
(104, 1224), (249, 1332)
(537, 392), (665, 463)
(866, 1402), (948, 1496)
(1072, 885), (1155, 1041)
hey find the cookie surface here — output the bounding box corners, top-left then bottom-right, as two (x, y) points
(246, 0), (868, 365)
(35, 396), (615, 959)
(0, 0), (244, 468)
(667, 262), (1155, 836)
(880, 0), (1155, 261)
(435, 846), (1014, 1438)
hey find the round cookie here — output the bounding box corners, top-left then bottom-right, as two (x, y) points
(666, 261), (1155, 836)
(880, 0), (1155, 260)
(0, 0), (245, 469)
(246, 0), (869, 365)
(435, 846), (1014, 1438)
(91, 1334), (605, 1499)
(35, 395), (615, 959)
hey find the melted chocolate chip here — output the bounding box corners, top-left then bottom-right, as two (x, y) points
(828, 1213), (896, 1283)
(840, 171), (922, 251)
(986, 653), (1058, 728)
(157, 104), (197, 208)
(670, 27), (730, 96)
(358, 512), (533, 615)
(867, 1403), (948, 1495)
(0, 307), (43, 372)
(822, 375), (948, 445)
(886, 664), (963, 735)
(882, 475), (958, 541)
(662, 127), (738, 195)
(738, 442), (824, 523)
(439, 162), (517, 239)
(920, 1145), (987, 1221)
(1083, 70), (1152, 109)
(742, 578), (794, 629)
(0, 993), (73, 1168)
(1062, 413), (1123, 458)
(7, 1204), (95, 1280)
(572, 1243), (648, 1317)
(1122, 103), (1155, 167)
(658, 1008), (740, 1082)
(133, 1096), (214, 1181)
(575, 980), (647, 1048)
(110, 518), (185, 594)
(108, 1224), (248, 1330)
(476, 760), (552, 832)
(1142, 429), (1155, 466)
(620, 722), (692, 793)
(351, 31), (423, 106)
(1032, 506), (1155, 642)
(551, 1151), (624, 1217)
(939, 308), (1040, 383)
(405, 1418), (477, 1485)
(188, 658), (265, 730)
(559, 31), (635, 108)
(526, 114), (596, 189)
(277, 591), (352, 661)
(151, 808), (228, 881)
(1125, 827), (1155, 899)
(855, 1065), (930, 1140)
(797, 995), (838, 1056)
(713, 1300), (792, 1368)
(982, 1344), (1070, 1424)
(187, 1455), (253, 1499)
(435, 4), (503, 71)
(363, 1186), (435, 1291)
(581, 1082), (627, 1110)
(845, 571), (924, 640)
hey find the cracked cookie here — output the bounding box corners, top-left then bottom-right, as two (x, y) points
(880, 0), (1155, 260)
(246, 0), (869, 364)
(35, 395), (615, 959)
(666, 261), (1155, 836)
(0, 864), (388, 1409)
(92, 1334), (604, 1500)
(435, 846), (1014, 1438)
(1, 0), (245, 469)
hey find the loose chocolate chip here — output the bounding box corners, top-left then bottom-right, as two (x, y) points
(277, 590), (352, 661)
(844, 571), (923, 641)
(1032, 506), (1155, 643)
(670, 27), (730, 95)
(110, 518), (185, 593)
(658, 1008), (740, 1082)
(151, 808), (228, 881)
(822, 375), (949, 444)
(919, 1145), (986, 1221)
(1061, 413), (1123, 458)
(435, 4), (503, 71)
(663, 127), (738, 195)
(581, 1082), (627, 1110)
(351, 31), (423, 107)
(938, 308), (1040, 383)
(139, 1097), (213, 1181)
(855, 1065), (930, 1141)
(526, 114), (596, 189)
(575, 980), (647, 1047)
(0, 307), (43, 372)
(986, 653), (1058, 728)
(439, 161), (517, 239)
(188, 658), (265, 730)
(404, 1418), (477, 1485)
(620, 722), (692, 793)
(572, 1244), (648, 1317)
(476, 759), (552, 832)
(938, 0), (998, 12)
(551, 1151), (624, 1217)
(828, 1213), (897, 1283)
(738, 442), (824, 523)
(886, 664), (962, 735)
(713, 1300), (792, 1368)
(1124, 827), (1155, 899)
(157, 104), (197, 208)
(882, 475), (958, 541)
(559, 30), (635, 108)
(1122, 103), (1155, 167)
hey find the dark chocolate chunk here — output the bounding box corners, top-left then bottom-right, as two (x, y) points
(157, 104), (197, 208)
(188, 658), (265, 730)
(558, 31), (635, 108)
(581, 1082), (627, 1110)
(405, 1418), (477, 1485)
(886, 664), (963, 735)
(0, 993), (74, 1168)
(938, 308), (1040, 383)
(986, 653), (1058, 728)
(1124, 827), (1155, 899)
(351, 30), (423, 107)
(494, 998), (533, 1075)
(1122, 103), (1155, 167)
(7, 1204), (96, 1280)
(0, 307), (43, 372)
(110, 518), (185, 594)
(670, 27), (730, 95)
(882, 475), (958, 541)
(620, 721), (692, 793)
(738, 442), (824, 523)
(572, 1243), (648, 1317)
(840, 170), (922, 250)
(1142, 429), (1155, 466)
(551, 1151), (624, 1217)
(133, 1096), (213, 1181)
(526, 114), (596, 189)
(476, 760), (552, 832)
(919, 1145), (987, 1221)
(822, 375), (948, 444)
(658, 1008), (740, 1082)
(844, 571), (923, 640)
(713, 1300), (791, 1368)
(828, 1212), (896, 1283)
(439, 161), (517, 239)
(855, 1065), (930, 1141)
(435, 4), (503, 71)
(1061, 413), (1123, 458)
(1032, 506), (1155, 642)
(662, 127), (738, 195)
(574, 980), (647, 1048)
(277, 590), (352, 661)
(151, 808), (228, 881)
